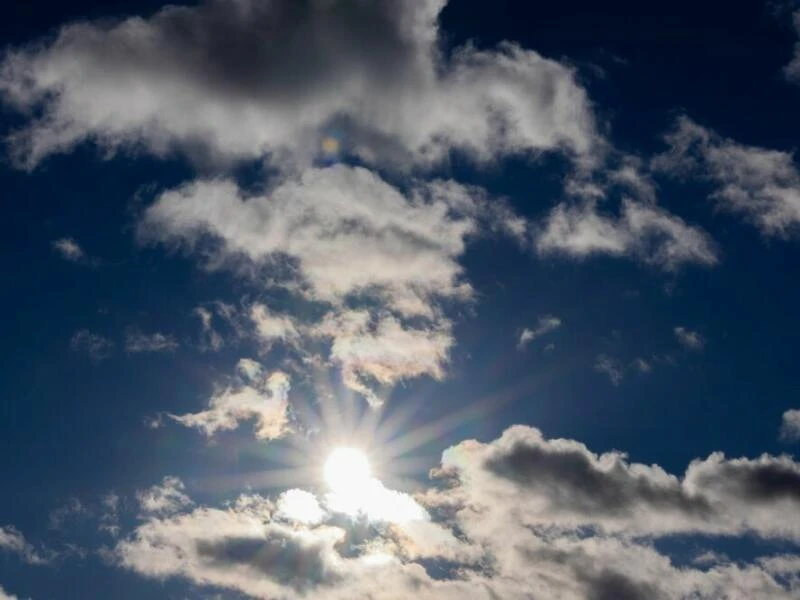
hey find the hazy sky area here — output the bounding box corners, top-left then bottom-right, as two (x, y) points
(1, 0), (800, 598)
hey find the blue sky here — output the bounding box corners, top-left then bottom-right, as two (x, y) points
(1, 0), (800, 598)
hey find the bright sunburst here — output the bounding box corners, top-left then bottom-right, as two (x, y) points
(324, 447), (371, 494)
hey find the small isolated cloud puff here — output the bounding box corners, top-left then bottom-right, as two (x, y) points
(654, 116), (800, 237)
(69, 329), (114, 362)
(0, 0), (598, 171)
(517, 315), (561, 349)
(125, 328), (179, 353)
(51, 237), (84, 262)
(169, 359), (291, 440)
(780, 409), (800, 443)
(674, 326), (705, 351)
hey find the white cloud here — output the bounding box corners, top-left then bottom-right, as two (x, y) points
(310, 310), (453, 407)
(781, 409), (800, 442)
(142, 167), (519, 403)
(275, 490), (325, 526)
(51, 237), (84, 262)
(110, 425), (800, 599)
(136, 477), (193, 517)
(125, 328), (178, 353)
(674, 326), (705, 350)
(0, 526), (47, 565)
(69, 329), (114, 362)
(654, 116), (800, 237)
(249, 304), (300, 347)
(0, 0), (597, 171)
(0, 585), (25, 600)
(536, 197), (718, 270)
(517, 315), (561, 349)
(170, 359), (291, 440)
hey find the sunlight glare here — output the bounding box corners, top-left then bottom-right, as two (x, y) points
(324, 447), (371, 495)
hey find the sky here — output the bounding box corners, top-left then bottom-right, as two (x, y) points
(1, 0), (800, 598)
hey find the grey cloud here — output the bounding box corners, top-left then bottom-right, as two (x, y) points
(0, 0), (596, 170)
(432, 425), (800, 540)
(111, 426), (800, 599)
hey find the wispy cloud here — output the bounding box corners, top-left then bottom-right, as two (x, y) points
(517, 315), (562, 350)
(69, 330), (114, 362)
(124, 328), (178, 353)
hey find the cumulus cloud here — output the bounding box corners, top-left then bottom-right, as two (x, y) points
(69, 329), (114, 362)
(124, 328), (178, 353)
(109, 425), (800, 599)
(654, 116), (800, 237)
(517, 315), (561, 349)
(674, 326), (705, 350)
(0, 0), (597, 170)
(781, 409), (800, 443)
(169, 358), (291, 440)
(536, 197), (718, 270)
(142, 167), (519, 403)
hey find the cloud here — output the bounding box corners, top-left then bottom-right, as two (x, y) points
(136, 477), (193, 517)
(109, 425), (800, 599)
(250, 304), (300, 347)
(169, 359), (291, 440)
(310, 310), (453, 407)
(536, 197), (719, 270)
(51, 237), (85, 262)
(674, 326), (705, 350)
(141, 167), (519, 403)
(784, 10), (800, 83)
(0, 526), (47, 565)
(594, 354), (624, 385)
(0, 0), (597, 171)
(124, 328), (179, 353)
(0, 586), (25, 600)
(654, 116), (800, 237)
(517, 315), (561, 349)
(69, 329), (114, 362)
(781, 409), (800, 442)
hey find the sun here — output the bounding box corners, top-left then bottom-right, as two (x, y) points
(324, 447), (371, 495)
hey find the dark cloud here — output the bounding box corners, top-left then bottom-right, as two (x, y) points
(484, 435), (711, 518)
(196, 531), (338, 590)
